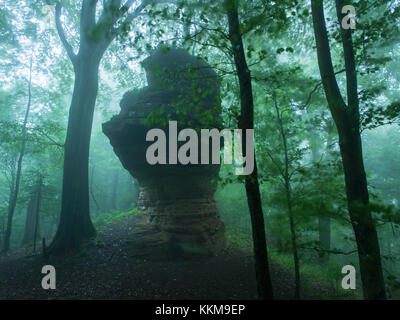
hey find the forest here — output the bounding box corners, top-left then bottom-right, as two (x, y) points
(0, 0), (399, 301)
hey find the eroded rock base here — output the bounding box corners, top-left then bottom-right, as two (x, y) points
(131, 186), (225, 260)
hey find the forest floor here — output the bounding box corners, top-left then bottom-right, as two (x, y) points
(0, 213), (343, 300)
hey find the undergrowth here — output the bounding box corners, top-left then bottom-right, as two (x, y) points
(225, 226), (360, 299)
(94, 208), (139, 229)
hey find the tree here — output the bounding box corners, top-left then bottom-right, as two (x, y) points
(272, 94), (301, 299)
(308, 117), (336, 262)
(224, 0), (274, 300)
(48, 0), (175, 253)
(311, 0), (386, 299)
(21, 175), (43, 249)
(2, 55), (33, 253)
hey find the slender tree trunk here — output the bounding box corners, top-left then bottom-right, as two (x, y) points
(49, 52), (101, 253)
(22, 176), (43, 246)
(90, 163), (101, 214)
(2, 56), (33, 253)
(274, 97), (300, 299)
(21, 186), (40, 246)
(225, 0), (274, 300)
(22, 196), (36, 246)
(286, 191), (300, 299)
(2, 168), (15, 250)
(110, 170), (119, 211)
(310, 134), (331, 261)
(311, 0), (386, 299)
(33, 175), (42, 252)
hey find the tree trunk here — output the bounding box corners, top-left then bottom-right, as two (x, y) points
(90, 163), (101, 215)
(2, 166), (15, 251)
(287, 191), (300, 299)
(22, 196), (36, 246)
(110, 170), (119, 211)
(48, 52), (101, 253)
(274, 97), (300, 299)
(21, 183), (41, 246)
(311, 0), (386, 299)
(310, 134), (331, 261)
(339, 125), (385, 299)
(2, 56), (33, 253)
(33, 175), (43, 252)
(225, 0), (274, 300)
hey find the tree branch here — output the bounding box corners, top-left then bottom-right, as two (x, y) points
(55, 1), (77, 65)
(31, 126), (65, 149)
(81, 0), (99, 33)
(301, 246), (358, 256)
(301, 69), (346, 110)
(114, 0), (178, 36)
(311, 0), (346, 114)
(97, 0), (125, 32)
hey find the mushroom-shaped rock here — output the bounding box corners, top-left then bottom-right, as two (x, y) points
(103, 47), (225, 259)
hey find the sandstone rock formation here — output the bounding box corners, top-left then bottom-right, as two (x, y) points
(103, 47), (225, 259)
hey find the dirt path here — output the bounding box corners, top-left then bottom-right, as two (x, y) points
(0, 215), (333, 300)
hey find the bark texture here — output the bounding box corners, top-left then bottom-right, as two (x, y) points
(311, 0), (386, 299)
(225, 0), (274, 300)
